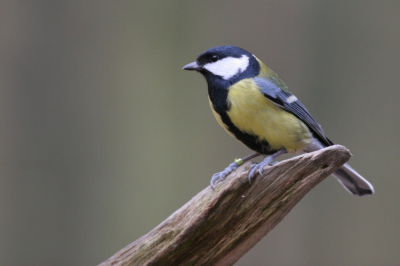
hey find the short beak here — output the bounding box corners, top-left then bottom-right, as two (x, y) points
(182, 61), (201, 71)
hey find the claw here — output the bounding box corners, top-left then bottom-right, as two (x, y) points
(210, 161), (239, 189)
(248, 164), (259, 184)
(246, 149), (287, 185)
(247, 157), (275, 184)
(210, 173), (224, 189)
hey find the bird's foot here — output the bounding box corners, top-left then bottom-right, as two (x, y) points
(248, 157), (275, 184)
(210, 161), (239, 189)
(248, 149), (287, 183)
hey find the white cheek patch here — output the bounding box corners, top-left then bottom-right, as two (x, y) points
(203, 55), (249, 80)
(286, 95), (298, 104)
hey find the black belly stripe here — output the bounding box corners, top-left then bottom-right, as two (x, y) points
(206, 76), (278, 155)
(216, 108), (277, 155)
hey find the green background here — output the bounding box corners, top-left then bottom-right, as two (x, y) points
(1, 1), (399, 265)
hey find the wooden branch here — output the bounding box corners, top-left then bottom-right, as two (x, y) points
(99, 145), (351, 266)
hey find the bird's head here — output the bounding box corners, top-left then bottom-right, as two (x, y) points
(183, 46), (261, 85)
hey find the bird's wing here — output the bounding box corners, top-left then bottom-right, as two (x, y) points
(254, 77), (332, 146)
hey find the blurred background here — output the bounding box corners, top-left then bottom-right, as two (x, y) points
(1, 1), (399, 265)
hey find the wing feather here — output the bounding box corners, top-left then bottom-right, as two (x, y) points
(254, 77), (332, 146)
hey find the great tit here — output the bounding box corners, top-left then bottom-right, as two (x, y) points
(183, 46), (374, 196)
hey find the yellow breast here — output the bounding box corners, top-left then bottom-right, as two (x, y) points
(224, 79), (312, 152)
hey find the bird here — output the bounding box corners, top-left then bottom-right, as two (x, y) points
(183, 45), (374, 196)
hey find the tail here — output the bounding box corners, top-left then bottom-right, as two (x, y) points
(304, 139), (374, 196)
(332, 163), (374, 196)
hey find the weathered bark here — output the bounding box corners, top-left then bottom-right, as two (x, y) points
(99, 145), (351, 266)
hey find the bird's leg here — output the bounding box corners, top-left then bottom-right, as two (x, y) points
(248, 149), (287, 183)
(210, 153), (261, 189)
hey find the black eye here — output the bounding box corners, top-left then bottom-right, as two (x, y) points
(210, 55), (219, 62)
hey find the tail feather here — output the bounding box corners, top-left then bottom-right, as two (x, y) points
(304, 139), (374, 196)
(332, 163), (374, 196)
